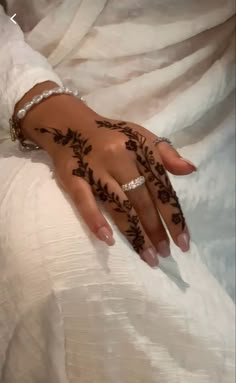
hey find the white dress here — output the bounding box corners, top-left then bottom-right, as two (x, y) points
(0, 1), (235, 382)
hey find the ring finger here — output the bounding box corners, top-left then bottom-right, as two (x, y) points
(92, 173), (160, 267)
(136, 142), (190, 252)
(112, 165), (171, 258)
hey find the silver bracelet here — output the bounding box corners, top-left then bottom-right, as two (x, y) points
(10, 86), (85, 151)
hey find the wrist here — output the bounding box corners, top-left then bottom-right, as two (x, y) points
(13, 81), (94, 156)
(14, 81), (58, 119)
(13, 81), (59, 151)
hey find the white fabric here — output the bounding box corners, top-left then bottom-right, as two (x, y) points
(0, 1), (235, 382)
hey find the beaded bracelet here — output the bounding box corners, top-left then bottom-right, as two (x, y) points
(9, 86), (85, 151)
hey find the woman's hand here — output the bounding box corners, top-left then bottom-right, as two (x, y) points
(15, 81), (196, 267)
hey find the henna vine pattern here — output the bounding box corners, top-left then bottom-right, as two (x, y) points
(35, 127), (145, 252)
(95, 120), (185, 230)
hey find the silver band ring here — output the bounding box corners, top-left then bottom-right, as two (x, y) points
(121, 176), (145, 192)
(153, 137), (173, 147)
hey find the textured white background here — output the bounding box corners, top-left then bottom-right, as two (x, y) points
(0, 1), (235, 382)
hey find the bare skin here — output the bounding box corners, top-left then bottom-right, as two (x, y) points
(14, 81), (196, 267)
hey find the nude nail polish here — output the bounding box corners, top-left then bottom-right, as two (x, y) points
(97, 227), (115, 246)
(157, 240), (171, 257)
(180, 158), (197, 171)
(177, 232), (190, 252)
(141, 247), (159, 267)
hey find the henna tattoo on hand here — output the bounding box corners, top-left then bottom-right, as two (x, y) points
(95, 120), (185, 230)
(35, 127), (145, 252)
(36, 115), (185, 255)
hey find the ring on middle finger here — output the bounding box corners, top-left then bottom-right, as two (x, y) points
(121, 175), (146, 192)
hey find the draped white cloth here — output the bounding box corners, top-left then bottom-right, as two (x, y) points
(0, 1), (235, 382)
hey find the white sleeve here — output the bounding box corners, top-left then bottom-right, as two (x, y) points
(0, 6), (63, 139)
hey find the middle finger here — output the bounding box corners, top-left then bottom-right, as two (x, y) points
(112, 162), (171, 258)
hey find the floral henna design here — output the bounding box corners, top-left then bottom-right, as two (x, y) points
(35, 127), (145, 252)
(95, 120), (185, 230)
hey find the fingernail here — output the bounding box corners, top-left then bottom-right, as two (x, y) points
(180, 158), (197, 171)
(177, 231), (190, 252)
(97, 226), (115, 246)
(141, 247), (158, 267)
(157, 240), (171, 257)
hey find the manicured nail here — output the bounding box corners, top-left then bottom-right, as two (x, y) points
(177, 231), (190, 252)
(157, 240), (171, 257)
(97, 227), (115, 246)
(141, 247), (158, 267)
(180, 158), (197, 171)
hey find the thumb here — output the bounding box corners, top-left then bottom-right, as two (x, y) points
(157, 142), (197, 175)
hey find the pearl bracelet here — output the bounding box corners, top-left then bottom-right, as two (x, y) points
(10, 86), (85, 151)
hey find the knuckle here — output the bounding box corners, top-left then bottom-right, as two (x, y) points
(55, 158), (74, 182)
(104, 139), (125, 157)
